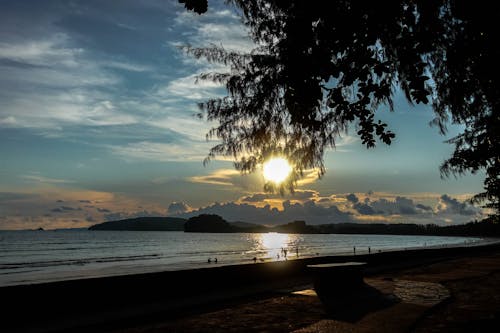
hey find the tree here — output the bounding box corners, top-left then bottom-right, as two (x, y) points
(180, 0), (499, 220)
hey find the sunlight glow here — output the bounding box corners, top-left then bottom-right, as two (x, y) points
(260, 232), (290, 259)
(262, 157), (292, 184)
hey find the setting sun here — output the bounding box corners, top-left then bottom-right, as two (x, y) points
(262, 157), (292, 184)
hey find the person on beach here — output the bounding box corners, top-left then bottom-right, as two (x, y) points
(296, 246), (299, 257)
(214, 257), (218, 263)
(208, 258), (212, 263)
(252, 257), (257, 263)
(353, 246), (356, 254)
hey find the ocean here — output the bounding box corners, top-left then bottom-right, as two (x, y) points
(0, 230), (482, 286)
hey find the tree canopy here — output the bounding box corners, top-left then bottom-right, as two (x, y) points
(180, 0), (499, 221)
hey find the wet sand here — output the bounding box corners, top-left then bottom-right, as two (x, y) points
(3, 241), (500, 332)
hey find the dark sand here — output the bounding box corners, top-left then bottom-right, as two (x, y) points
(3, 242), (500, 333)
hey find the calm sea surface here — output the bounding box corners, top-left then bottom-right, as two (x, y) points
(0, 230), (483, 286)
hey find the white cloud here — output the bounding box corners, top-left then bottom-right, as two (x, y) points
(0, 89), (137, 130)
(101, 60), (153, 72)
(189, 168), (241, 186)
(297, 168), (322, 186)
(436, 194), (481, 216)
(0, 34), (146, 130)
(157, 73), (224, 100)
(145, 115), (212, 141)
(170, 4), (255, 82)
(20, 174), (75, 184)
(0, 116), (17, 127)
(108, 140), (210, 162)
(167, 201), (191, 215)
(0, 34), (82, 67)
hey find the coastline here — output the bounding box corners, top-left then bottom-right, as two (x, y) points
(0, 231), (490, 288)
(3, 240), (500, 333)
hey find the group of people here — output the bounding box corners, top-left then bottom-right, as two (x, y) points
(213, 245), (382, 265)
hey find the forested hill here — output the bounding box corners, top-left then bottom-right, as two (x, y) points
(88, 217), (186, 231)
(88, 215), (500, 237)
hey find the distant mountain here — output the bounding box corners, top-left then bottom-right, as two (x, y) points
(272, 220), (315, 234)
(185, 214), (235, 233)
(229, 221), (268, 232)
(230, 221), (261, 229)
(88, 215), (500, 237)
(88, 217), (186, 231)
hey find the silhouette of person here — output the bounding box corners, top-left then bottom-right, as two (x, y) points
(353, 246), (356, 254)
(208, 258), (212, 263)
(296, 246), (299, 257)
(214, 257), (218, 263)
(368, 247), (371, 254)
(252, 257), (257, 263)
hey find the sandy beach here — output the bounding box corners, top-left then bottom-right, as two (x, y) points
(3, 241), (500, 333)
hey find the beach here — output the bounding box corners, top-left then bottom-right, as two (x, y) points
(3, 241), (500, 333)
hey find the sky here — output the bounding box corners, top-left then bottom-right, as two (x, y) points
(0, 0), (486, 230)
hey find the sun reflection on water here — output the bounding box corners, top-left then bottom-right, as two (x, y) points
(248, 232), (301, 261)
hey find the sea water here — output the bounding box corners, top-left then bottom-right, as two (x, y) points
(0, 230), (483, 286)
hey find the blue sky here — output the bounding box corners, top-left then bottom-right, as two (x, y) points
(0, 0), (485, 229)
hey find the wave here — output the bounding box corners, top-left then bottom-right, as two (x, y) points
(0, 254), (161, 270)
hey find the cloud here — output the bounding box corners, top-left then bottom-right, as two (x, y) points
(346, 193), (359, 203)
(167, 201), (191, 215)
(240, 190), (319, 203)
(157, 73), (224, 101)
(345, 193), (429, 216)
(173, 199), (353, 225)
(102, 209), (166, 222)
(173, 8), (254, 54)
(20, 174), (75, 184)
(108, 140), (210, 162)
(296, 168), (322, 186)
(241, 193), (270, 203)
(166, 7), (254, 114)
(102, 60), (152, 72)
(353, 202), (376, 215)
(50, 206), (82, 213)
(188, 166), (322, 192)
(189, 168), (243, 186)
(416, 203), (433, 211)
(370, 197), (419, 215)
(0, 37), (139, 131)
(0, 185), (170, 229)
(436, 194), (480, 216)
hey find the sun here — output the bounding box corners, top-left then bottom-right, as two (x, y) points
(262, 157), (292, 184)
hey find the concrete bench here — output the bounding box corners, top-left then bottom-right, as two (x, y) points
(307, 262), (367, 304)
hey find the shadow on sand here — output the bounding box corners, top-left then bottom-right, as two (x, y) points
(317, 283), (399, 322)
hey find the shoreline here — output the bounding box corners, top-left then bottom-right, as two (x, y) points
(3, 241), (500, 332)
(1, 234), (494, 288)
